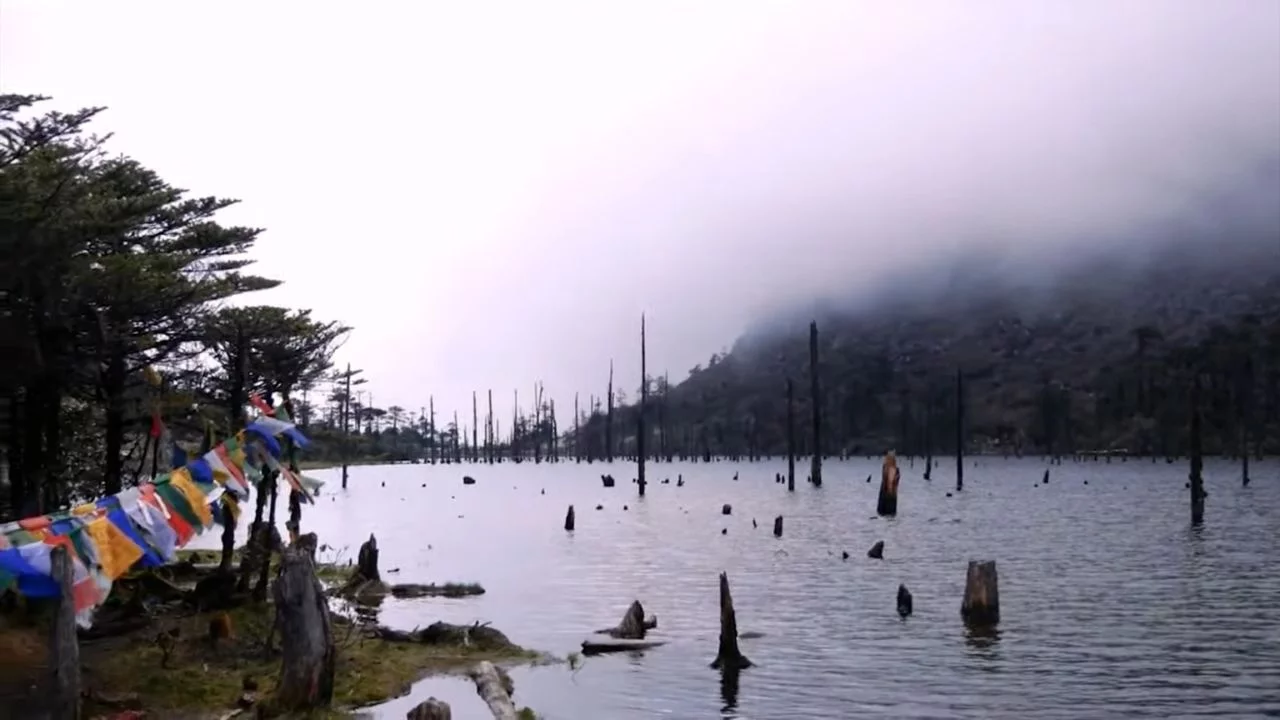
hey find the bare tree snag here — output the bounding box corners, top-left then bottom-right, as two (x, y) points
(356, 534), (380, 584)
(877, 451), (900, 516)
(638, 313), (647, 496)
(808, 322), (823, 487)
(786, 377), (796, 492)
(867, 541), (884, 559)
(273, 545), (336, 711)
(468, 661), (518, 720)
(599, 600), (657, 638)
(50, 546), (80, 720)
(897, 584), (913, 618)
(1189, 374), (1205, 525)
(711, 572), (751, 670)
(564, 505), (575, 531)
(773, 516), (783, 537)
(956, 368), (965, 492)
(960, 560), (999, 628)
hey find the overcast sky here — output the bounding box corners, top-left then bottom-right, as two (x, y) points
(2, 1), (1278, 424)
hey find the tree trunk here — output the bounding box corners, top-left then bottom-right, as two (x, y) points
(467, 662), (517, 720)
(877, 451), (899, 516)
(1189, 375), (1205, 525)
(273, 545), (335, 711)
(50, 546), (81, 720)
(956, 368), (965, 492)
(356, 534), (380, 583)
(808, 322), (822, 487)
(564, 505), (575, 532)
(638, 314), (647, 497)
(961, 560), (1000, 628)
(606, 361), (614, 463)
(710, 572), (751, 670)
(786, 378), (796, 492)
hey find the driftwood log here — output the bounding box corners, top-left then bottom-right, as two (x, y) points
(50, 546), (80, 720)
(877, 451), (900, 516)
(468, 661), (517, 719)
(711, 572), (751, 670)
(273, 545), (336, 711)
(960, 560), (999, 627)
(407, 697), (452, 719)
(581, 638), (668, 655)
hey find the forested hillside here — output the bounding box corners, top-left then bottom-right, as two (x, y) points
(575, 235), (1280, 459)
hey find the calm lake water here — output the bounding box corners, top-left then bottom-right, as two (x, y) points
(194, 457), (1280, 719)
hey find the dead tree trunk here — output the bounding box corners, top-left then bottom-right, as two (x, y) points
(564, 505), (575, 531)
(772, 516), (783, 537)
(1189, 375), (1205, 525)
(603, 600), (653, 639)
(808, 322), (822, 487)
(638, 314), (647, 497)
(960, 560), (999, 628)
(356, 534), (380, 583)
(606, 361), (614, 463)
(50, 546), (80, 720)
(467, 662), (518, 720)
(955, 368), (965, 492)
(711, 572), (751, 670)
(273, 545), (336, 711)
(786, 378), (796, 492)
(877, 451), (900, 516)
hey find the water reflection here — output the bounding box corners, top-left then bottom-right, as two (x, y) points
(719, 667), (742, 716)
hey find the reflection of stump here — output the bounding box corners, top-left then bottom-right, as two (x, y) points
(960, 560), (999, 628)
(564, 505), (575, 531)
(356, 534), (380, 583)
(710, 572), (751, 670)
(468, 661), (518, 719)
(772, 516), (783, 538)
(407, 697), (452, 719)
(877, 452), (900, 516)
(273, 546), (335, 711)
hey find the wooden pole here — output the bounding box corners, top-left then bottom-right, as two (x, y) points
(50, 546), (80, 720)
(808, 322), (822, 487)
(786, 377), (796, 492)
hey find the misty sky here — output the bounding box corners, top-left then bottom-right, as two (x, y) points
(2, 1), (1278, 424)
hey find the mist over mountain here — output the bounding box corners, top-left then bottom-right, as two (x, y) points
(575, 170), (1280, 459)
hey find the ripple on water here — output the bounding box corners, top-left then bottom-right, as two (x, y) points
(190, 458), (1280, 719)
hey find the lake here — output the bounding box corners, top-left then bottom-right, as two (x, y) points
(193, 457), (1280, 719)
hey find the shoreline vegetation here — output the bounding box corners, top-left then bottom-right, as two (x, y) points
(0, 544), (550, 718)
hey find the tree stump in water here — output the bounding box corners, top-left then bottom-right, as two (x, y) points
(356, 534), (380, 583)
(867, 541), (884, 559)
(711, 572), (751, 670)
(877, 452), (900, 516)
(564, 505), (575, 531)
(50, 546), (81, 720)
(468, 661), (518, 719)
(721, 504), (732, 515)
(960, 560), (999, 628)
(897, 584), (913, 617)
(407, 698), (452, 719)
(273, 545), (336, 711)
(600, 600), (655, 639)
(772, 516), (783, 537)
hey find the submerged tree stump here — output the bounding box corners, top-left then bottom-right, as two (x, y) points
(877, 451), (900, 516)
(773, 516), (783, 538)
(468, 661), (518, 719)
(564, 505), (575, 531)
(273, 545), (336, 711)
(711, 572), (751, 670)
(601, 600), (653, 639)
(407, 697), (452, 719)
(960, 560), (1000, 628)
(867, 541), (884, 559)
(897, 584), (913, 617)
(356, 533), (380, 584)
(50, 546), (80, 720)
